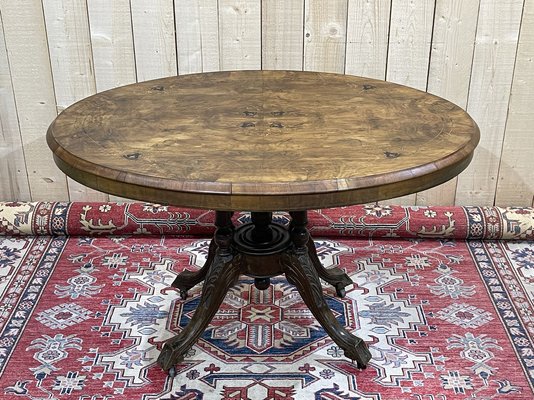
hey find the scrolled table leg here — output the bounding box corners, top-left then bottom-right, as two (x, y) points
(306, 240), (353, 298)
(171, 240), (216, 299)
(158, 211), (240, 373)
(284, 211), (371, 368)
(158, 253), (241, 372)
(171, 212), (233, 299)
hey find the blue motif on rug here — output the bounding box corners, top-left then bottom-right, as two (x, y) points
(174, 277), (352, 361)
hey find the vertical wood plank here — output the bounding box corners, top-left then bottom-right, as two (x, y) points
(304, 0), (348, 73)
(386, 0), (435, 90)
(43, 0), (97, 111)
(416, 0), (480, 205)
(456, 0), (524, 205)
(175, 0), (220, 74)
(495, 0), (534, 206)
(218, 0), (261, 70)
(0, 1), (69, 201)
(345, 0), (391, 79)
(383, 0), (435, 205)
(87, 0), (137, 91)
(0, 16), (31, 200)
(87, 0), (137, 202)
(262, 0), (304, 70)
(131, 0), (177, 81)
(1, 1), (531, 206)
(43, 0), (108, 201)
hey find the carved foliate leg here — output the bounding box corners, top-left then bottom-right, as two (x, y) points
(171, 212), (233, 299)
(289, 211), (352, 296)
(171, 240), (216, 299)
(158, 253), (241, 371)
(306, 240), (353, 298)
(285, 211), (371, 368)
(158, 211), (240, 372)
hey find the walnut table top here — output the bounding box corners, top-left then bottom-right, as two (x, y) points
(47, 70), (479, 211)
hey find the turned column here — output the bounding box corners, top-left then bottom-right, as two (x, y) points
(289, 211), (309, 253)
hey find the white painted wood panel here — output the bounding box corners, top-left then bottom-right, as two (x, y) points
(0, 17), (30, 200)
(43, 0), (97, 111)
(304, 0), (348, 73)
(383, 0), (435, 205)
(262, 0), (304, 70)
(87, 0), (137, 202)
(43, 0), (107, 201)
(218, 0), (261, 70)
(0, 1), (533, 206)
(175, 0), (220, 74)
(87, 0), (137, 91)
(0, 1), (69, 201)
(456, 0), (524, 205)
(386, 0), (435, 90)
(417, 0), (480, 206)
(345, 0), (391, 79)
(495, 0), (534, 206)
(130, 0), (177, 80)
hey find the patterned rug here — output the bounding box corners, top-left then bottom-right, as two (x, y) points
(0, 202), (533, 399)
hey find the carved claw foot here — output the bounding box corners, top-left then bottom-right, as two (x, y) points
(340, 334), (372, 369)
(158, 337), (196, 372)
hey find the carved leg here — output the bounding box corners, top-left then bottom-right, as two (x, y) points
(171, 240), (216, 299)
(158, 212), (241, 373)
(306, 240), (353, 298)
(284, 212), (371, 368)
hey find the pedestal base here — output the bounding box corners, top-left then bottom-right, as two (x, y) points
(158, 211), (371, 375)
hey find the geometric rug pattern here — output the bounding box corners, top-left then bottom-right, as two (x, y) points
(0, 202), (532, 399)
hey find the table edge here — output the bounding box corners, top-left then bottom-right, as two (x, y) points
(49, 142), (477, 211)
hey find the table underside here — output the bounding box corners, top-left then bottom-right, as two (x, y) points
(157, 210), (372, 375)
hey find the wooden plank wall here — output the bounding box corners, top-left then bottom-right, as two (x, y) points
(0, 0), (532, 207)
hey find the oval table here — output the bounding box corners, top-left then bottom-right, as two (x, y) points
(47, 70), (480, 376)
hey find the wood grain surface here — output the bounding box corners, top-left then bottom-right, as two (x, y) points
(262, 0), (304, 71)
(417, 0), (480, 206)
(495, 0), (534, 207)
(47, 70), (479, 211)
(345, 0), (390, 80)
(1, 1), (69, 201)
(130, 0), (176, 81)
(456, 0), (523, 205)
(218, 0), (261, 71)
(0, 19), (30, 200)
(43, 0), (108, 202)
(304, 0), (348, 74)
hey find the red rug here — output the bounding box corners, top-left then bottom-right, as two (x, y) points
(0, 202), (533, 399)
